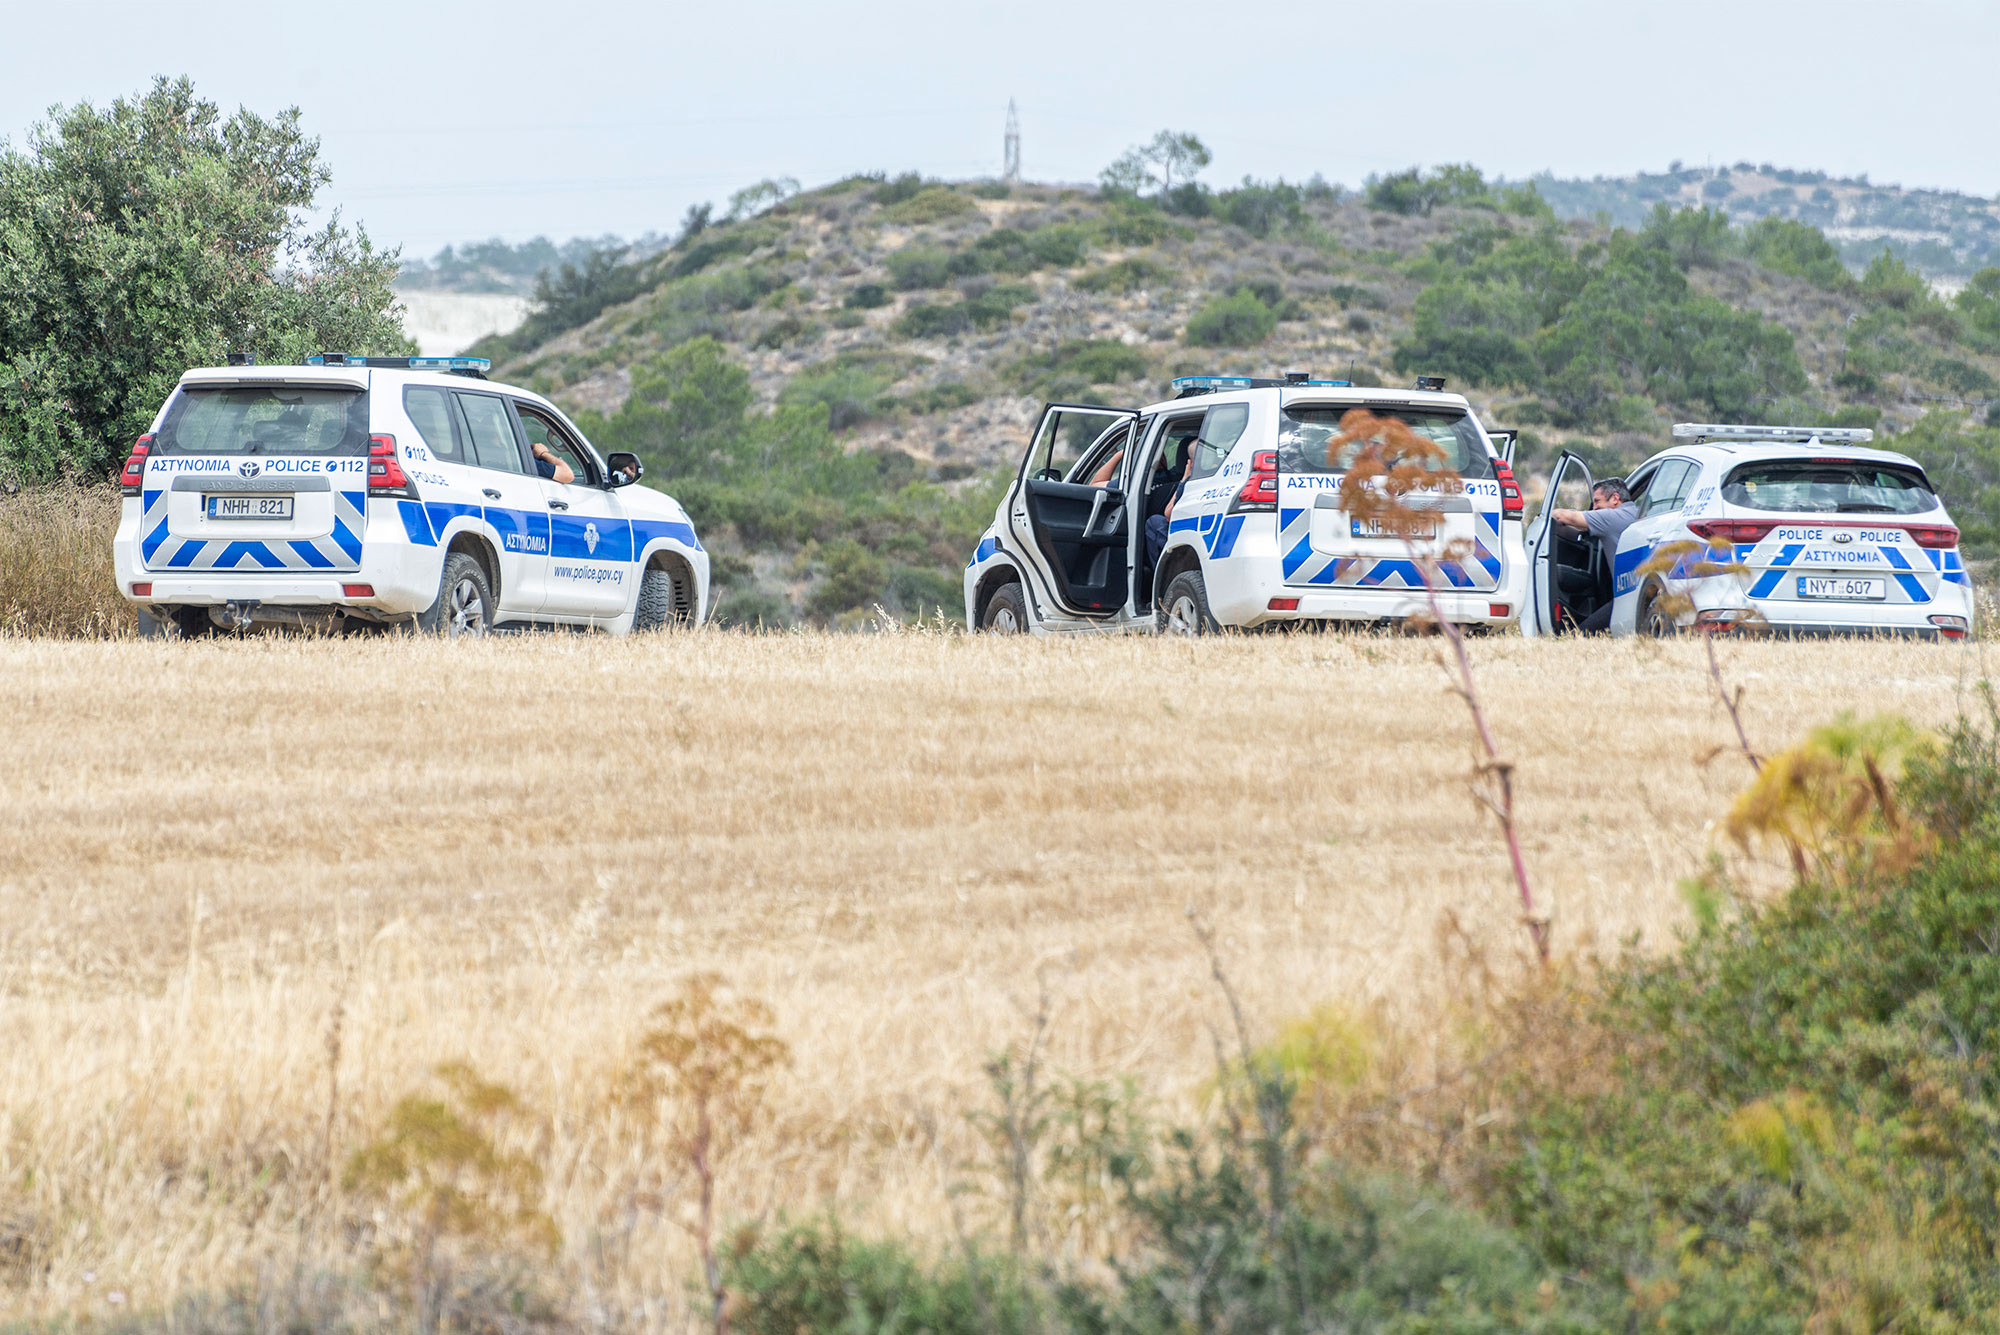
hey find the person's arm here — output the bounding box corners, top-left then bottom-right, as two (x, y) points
(1088, 448), (1125, 488)
(1552, 507), (1588, 531)
(532, 442), (575, 485)
(1163, 457), (1193, 521)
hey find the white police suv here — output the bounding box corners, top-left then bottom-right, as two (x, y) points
(113, 355), (707, 636)
(1521, 423), (1975, 640)
(964, 375), (1527, 633)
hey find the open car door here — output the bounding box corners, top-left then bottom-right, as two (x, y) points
(1006, 404), (1138, 618)
(1522, 451), (1593, 637)
(1487, 429), (1518, 467)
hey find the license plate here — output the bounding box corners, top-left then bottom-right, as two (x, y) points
(207, 494), (293, 521)
(1350, 517), (1437, 540)
(1796, 576), (1885, 601)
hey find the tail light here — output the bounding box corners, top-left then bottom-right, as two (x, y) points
(1491, 459), (1523, 516)
(1230, 450), (1279, 513)
(130, 583), (151, 597)
(1928, 614), (1968, 641)
(1906, 524), (1959, 549)
(367, 434), (416, 499)
(1688, 519), (1778, 545)
(1266, 596), (1300, 611)
(342, 583), (375, 598)
(119, 434), (154, 495)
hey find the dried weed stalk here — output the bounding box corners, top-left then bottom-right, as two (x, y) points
(617, 972), (789, 1335)
(1331, 410), (1546, 962)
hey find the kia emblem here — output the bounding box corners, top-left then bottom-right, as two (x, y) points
(238, 460), (260, 478)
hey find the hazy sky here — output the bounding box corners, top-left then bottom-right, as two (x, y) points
(4, 0), (1995, 260)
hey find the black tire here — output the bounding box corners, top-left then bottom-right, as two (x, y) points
(416, 552), (494, 637)
(1158, 569), (1218, 635)
(634, 564), (691, 631)
(980, 582), (1027, 633)
(1637, 584), (1678, 638)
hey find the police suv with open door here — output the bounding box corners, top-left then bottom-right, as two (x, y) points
(113, 355), (708, 635)
(965, 375), (1528, 633)
(1520, 423), (1975, 640)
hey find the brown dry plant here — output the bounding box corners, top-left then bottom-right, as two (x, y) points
(1331, 408), (1546, 961)
(616, 973), (788, 1335)
(0, 482), (130, 637)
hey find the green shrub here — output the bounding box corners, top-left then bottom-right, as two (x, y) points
(1077, 256), (1169, 293)
(778, 363), (892, 431)
(1741, 216), (1851, 289)
(895, 284), (1034, 339)
(1012, 339), (1148, 399)
(806, 540), (887, 619)
(1185, 289), (1277, 347)
(727, 1220), (1047, 1335)
(871, 172), (927, 206)
(884, 187), (979, 225)
(971, 181), (1012, 200)
(843, 283), (889, 310)
(1026, 222), (1092, 268)
(887, 245), (954, 290)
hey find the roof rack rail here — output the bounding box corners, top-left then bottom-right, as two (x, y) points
(1172, 374), (1354, 398)
(306, 354), (490, 379)
(1672, 422), (1874, 445)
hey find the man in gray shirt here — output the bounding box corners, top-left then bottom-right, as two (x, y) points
(1551, 479), (1637, 631)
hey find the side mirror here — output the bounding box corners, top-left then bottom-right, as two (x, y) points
(605, 451), (643, 487)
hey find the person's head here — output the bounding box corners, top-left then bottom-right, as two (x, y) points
(1591, 479), (1630, 510)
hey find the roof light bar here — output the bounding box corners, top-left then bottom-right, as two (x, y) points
(1672, 422), (1875, 445)
(305, 354), (492, 373)
(1171, 375), (1356, 397)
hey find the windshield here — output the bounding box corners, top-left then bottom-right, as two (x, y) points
(1278, 406), (1494, 479)
(154, 385), (369, 455)
(1722, 460), (1936, 515)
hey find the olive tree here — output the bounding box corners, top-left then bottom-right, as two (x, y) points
(0, 77), (411, 480)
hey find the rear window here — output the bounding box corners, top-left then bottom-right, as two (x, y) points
(155, 385), (368, 455)
(1278, 405), (1494, 479)
(1722, 460), (1937, 515)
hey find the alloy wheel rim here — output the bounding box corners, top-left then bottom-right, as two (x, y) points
(1168, 594), (1200, 633)
(990, 606), (1019, 633)
(448, 577), (487, 636)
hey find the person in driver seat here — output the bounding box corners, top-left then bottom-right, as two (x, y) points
(1551, 479), (1636, 631)
(527, 437), (575, 485)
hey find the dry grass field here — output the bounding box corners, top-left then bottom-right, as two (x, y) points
(0, 628), (1989, 1327)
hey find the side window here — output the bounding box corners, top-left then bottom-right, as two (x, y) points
(1025, 409), (1128, 482)
(1071, 424), (1133, 487)
(403, 386), (464, 462)
(516, 404), (596, 485)
(1190, 402), (1249, 480)
(1641, 460), (1695, 517)
(453, 392), (527, 475)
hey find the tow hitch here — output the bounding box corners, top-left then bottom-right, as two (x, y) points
(214, 600), (261, 631)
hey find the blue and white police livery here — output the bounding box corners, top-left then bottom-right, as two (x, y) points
(1521, 423), (1975, 640)
(113, 355), (707, 635)
(964, 376), (1528, 633)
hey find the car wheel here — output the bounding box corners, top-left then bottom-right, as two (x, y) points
(634, 564), (690, 631)
(1638, 584), (1678, 637)
(981, 581), (1026, 633)
(137, 606), (215, 639)
(1158, 569), (1218, 635)
(418, 552), (494, 637)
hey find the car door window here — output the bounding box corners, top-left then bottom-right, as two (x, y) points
(516, 404), (597, 485)
(1190, 402), (1249, 480)
(1022, 408), (1129, 482)
(1071, 424), (1133, 488)
(453, 392), (528, 474)
(403, 386), (465, 462)
(1640, 460), (1695, 517)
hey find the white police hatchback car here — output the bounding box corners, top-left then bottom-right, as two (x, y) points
(965, 375), (1527, 633)
(1521, 423), (1975, 640)
(113, 355), (707, 635)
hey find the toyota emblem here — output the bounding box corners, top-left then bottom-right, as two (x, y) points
(1832, 532), (1854, 544)
(238, 460), (261, 478)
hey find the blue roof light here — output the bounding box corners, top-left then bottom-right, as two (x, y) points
(304, 354), (491, 375)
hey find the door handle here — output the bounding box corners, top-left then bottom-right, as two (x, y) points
(482, 488), (501, 499)
(548, 499), (569, 511)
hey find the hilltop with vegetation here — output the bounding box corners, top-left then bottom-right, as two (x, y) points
(460, 155), (2000, 624)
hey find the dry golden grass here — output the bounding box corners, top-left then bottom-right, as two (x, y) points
(0, 484), (132, 638)
(0, 628), (1988, 1326)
